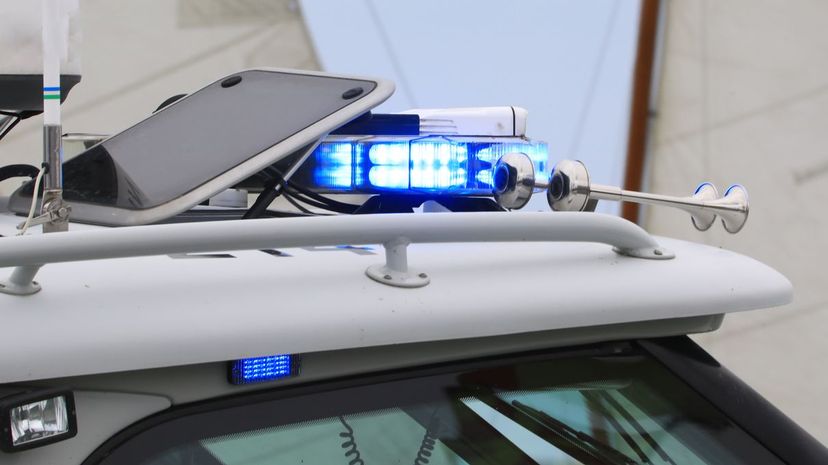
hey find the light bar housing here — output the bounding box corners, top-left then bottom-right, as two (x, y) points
(0, 388), (77, 453)
(295, 135), (549, 196)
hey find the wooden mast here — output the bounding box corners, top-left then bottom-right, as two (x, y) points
(621, 0), (662, 223)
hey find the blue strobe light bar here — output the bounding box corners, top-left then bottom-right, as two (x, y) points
(306, 136), (549, 195)
(229, 354), (298, 385)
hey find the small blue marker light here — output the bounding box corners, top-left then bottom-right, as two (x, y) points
(229, 354), (298, 385)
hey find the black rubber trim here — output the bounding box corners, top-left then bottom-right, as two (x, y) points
(638, 336), (828, 465)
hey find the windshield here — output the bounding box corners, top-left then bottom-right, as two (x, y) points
(89, 344), (783, 465)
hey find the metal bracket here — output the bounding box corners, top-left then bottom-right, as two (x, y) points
(0, 265), (43, 296)
(365, 237), (430, 288)
(17, 193), (71, 233)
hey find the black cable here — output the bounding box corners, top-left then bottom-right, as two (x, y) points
(245, 168), (360, 218)
(0, 164), (40, 182)
(262, 164), (359, 213)
(284, 189), (337, 211)
(286, 182), (361, 213)
(280, 190), (315, 215)
(243, 173), (287, 219)
(338, 416), (366, 465)
(284, 188), (357, 214)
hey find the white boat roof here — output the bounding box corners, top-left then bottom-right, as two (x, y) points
(0, 209), (791, 383)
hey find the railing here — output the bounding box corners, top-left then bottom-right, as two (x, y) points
(0, 211), (672, 294)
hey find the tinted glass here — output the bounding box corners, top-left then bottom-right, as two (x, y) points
(33, 71), (376, 209)
(90, 345), (784, 465)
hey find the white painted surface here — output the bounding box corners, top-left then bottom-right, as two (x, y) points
(300, 0), (642, 213)
(0, 209), (791, 384)
(645, 0), (828, 442)
(401, 107), (528, 137)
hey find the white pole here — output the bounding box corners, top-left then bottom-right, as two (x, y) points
(40, 0), (70, 232)
(42, 0), (62, 125)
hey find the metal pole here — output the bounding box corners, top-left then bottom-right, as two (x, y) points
(589, 184), (744, 215)
(40, 0), (70, 233)
(41, 124), (69, 232)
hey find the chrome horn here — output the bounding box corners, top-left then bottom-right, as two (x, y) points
(492, 152), (549, 209)
(494, 154), (750, 233)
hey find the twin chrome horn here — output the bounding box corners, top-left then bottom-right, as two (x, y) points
(493, 153), (749, 233)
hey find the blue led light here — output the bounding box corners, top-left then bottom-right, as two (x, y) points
(229, 354), (296, 385)
(312, 143), (353, 189)
(368, 166), (409, 188)
(409, 141), (468, 189)
(308, 137), (549, 195)
(368, 143), (409, 165)
(476, 142), (548, 176)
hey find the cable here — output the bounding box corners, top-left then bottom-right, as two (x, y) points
(566, 0), (621, 158)
(281, 190), (315, 215)
(411, 408), (442, 465)
(0, 164), (40, 182)
(245, 168), (360, 218)
(338, 416), (366, 465)
(285, 182), (360, 214)
(365, 0), (418, 107)
(284, 188), (357, 214)
(284, 190), (335, 211)
(17, 165), (47, 236)
(413, 429), (437, 465)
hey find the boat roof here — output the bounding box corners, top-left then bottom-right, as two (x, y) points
(0, 208), (792, 384)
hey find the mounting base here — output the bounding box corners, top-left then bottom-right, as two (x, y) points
(0, 265), (43, 295)
(365, 237), (430, 288)
(365, 264), (430, 288)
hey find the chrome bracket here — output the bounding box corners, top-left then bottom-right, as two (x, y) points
(16, 198), (71, 232)
(365, 237), (430, 288)
(0, 265), (43, 296)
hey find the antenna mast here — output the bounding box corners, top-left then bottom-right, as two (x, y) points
(40, 0), (71, 232)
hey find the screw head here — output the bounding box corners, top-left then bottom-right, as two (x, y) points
(383, 274), (392, 280)
(654, 249), (663, 256)
(418, 273), (428, 278)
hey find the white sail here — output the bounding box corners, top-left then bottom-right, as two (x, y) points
(644, 0), (828, 441)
